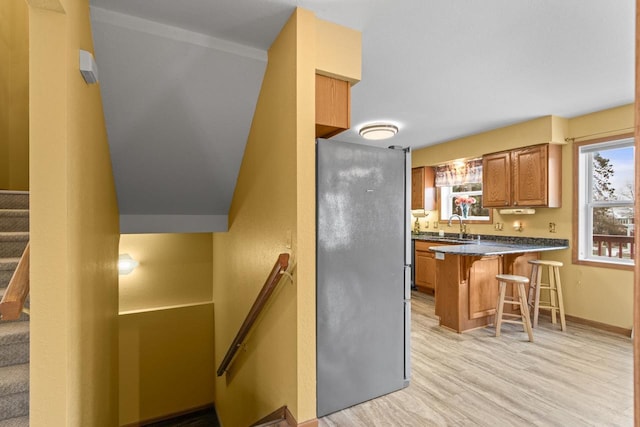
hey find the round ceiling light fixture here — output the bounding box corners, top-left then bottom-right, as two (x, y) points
(359, 123), (399, 140)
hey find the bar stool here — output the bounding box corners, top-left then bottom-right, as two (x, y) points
(528, 259), (566, 331)
(494, 274), (534, 342)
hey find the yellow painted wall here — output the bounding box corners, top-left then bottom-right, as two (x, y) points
(212, 10), (299, 426)
(412, 104), (634, 329)
(118, 233), (215, 425)
(315, 19), (361, 84)
(0, 0), (29, 190)
(412, 115), (567, 167)
(28, 0), (121, 425)
(119, 304), (215, 426)
(119, 233), (213, 312)
(212, 8), (360, 426)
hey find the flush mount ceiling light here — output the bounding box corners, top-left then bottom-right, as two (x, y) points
(359, 124), (399, 140)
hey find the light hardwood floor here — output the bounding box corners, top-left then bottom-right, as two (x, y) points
(319, 291), (633, 426)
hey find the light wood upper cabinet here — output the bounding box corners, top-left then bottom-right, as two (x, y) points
(411, 166), (435, 211)
(315, 74), (350, 138)
(514, 144), (562, 207)
(482, 143), (562, 208)
(482, 151), (511, 207)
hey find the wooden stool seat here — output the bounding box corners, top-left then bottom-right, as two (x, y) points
(528, 260), (566, 331)
(529, 259), (563, 268)
(494, 274), (534, 342)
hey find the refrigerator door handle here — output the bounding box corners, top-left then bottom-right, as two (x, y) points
(404, 264), (412, 300)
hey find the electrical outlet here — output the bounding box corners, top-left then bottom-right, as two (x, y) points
(549, 222), (557, 233)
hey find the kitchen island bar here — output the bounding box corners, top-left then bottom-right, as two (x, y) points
(415, 235), (568, 333)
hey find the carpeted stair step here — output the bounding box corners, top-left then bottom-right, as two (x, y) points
(0, 259), (19, 289)
(0, 416), (28, 427)
(0, 416), (29, 427)
(0, 192), (29, 424)
(0, 364), (29, 421)
(0, 322), (29, 367)
(0, 211), (28, 234)
(0, 235), (28, 259)
(0, 192), (28, 211)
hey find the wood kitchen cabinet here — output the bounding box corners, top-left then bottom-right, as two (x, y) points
(315, 74), (350, 138)
(467, 256), (501, 320)
(482, 151), (511, 207)
(482, 143), (562, 208)
(411, 166), (436, 211)
(414, 240), (448, 293)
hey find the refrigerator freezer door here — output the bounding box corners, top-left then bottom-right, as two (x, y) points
(317, 139), (407, 417)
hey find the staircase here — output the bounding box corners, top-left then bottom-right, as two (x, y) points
(250, 406), (294, 427)
(0, 190), (30, 426)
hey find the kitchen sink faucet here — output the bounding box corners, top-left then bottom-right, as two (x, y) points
(448, 214), (467, 239)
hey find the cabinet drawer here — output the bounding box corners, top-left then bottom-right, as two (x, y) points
(415, 240), (450, 252)
(415, 240), (436, 254)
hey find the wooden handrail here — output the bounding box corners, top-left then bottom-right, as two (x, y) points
(217, 253), (290, 376)
(0, 242), (30, 321)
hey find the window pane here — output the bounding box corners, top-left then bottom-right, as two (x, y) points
(440, 182), (491, 222)
(591, 206), (634, 260)
(452, 183), (482, 192)
(592, 206), (633, 235)
(591, 146), (635, 202)
(449, 195), (491, 218)
(577, 137), (635, 267)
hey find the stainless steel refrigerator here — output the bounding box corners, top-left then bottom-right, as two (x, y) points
(316, 138), (411, 417)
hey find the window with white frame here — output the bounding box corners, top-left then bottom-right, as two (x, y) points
(575, 136), (635, 267)
(435, 159), (491, 223)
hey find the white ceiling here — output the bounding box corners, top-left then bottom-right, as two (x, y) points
(89, 0), (635, 232)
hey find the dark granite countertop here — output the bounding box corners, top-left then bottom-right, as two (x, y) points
(411, 232), (569, 256)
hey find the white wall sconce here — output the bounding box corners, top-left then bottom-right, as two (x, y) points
(513, 221), (523, 232)
(79, 49), (99, 84)
(118, 254), (139, 275)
